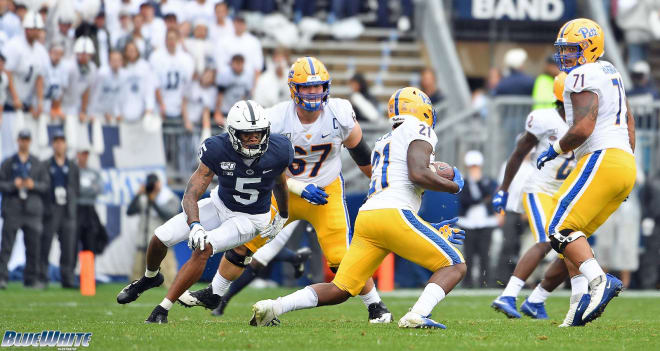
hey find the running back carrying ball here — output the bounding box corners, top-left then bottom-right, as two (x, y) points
(430, 161), (454, 180)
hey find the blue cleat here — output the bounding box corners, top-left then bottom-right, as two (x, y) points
(398, 312), (447, 329)
(560, 294), (590, 327)
(491, 296), (521, 319)
(581, 274), (623, 325)
(520, 299), (548, 319)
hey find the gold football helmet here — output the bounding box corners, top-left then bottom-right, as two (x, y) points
(387, 87), (436, 127)
(554, 18), (604, 72)
(287, 56), (331, 111)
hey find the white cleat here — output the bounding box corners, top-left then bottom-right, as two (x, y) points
(177, 290), (197, 307)
(559, 294), (581, 327)
(249, 299), (281, 327)
(583, 275), (607, 318)
(398, 312), (446, 329)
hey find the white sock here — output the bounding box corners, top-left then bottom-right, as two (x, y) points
(145, 268), (159, 278)
(410, 283), (446, 317)
(273, 286), (318, 315)
(501, 276), (525, 298)
(159, 298), (173, 310)
(527, 285), (551, 303)
(212, 271), (232, 296)
(579, 258), (605, 282)
(359, 286), (382, 307)
(570, 274), (589, 296)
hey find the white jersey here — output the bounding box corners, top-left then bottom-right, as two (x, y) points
(268, 99), (356, 187)
(361, 117), (437, 213)
(89, 65), (122, 117)
(61, 59), (98, 116)
(119, 59), (156, 121)
(43, 60), (70, 113)
(563, 61), (633, 160)
(216, 65), (254, 114)
(186, 80), (216, 124)
(0, 71), (8, 107)
(522, 108), (576, 195)
(2, 35), (48, 106)
(149, 48), (194, 117)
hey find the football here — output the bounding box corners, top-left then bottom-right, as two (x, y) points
(430, 161), (454, 180)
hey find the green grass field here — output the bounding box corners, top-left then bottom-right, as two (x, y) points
(1, 283), (659, 350)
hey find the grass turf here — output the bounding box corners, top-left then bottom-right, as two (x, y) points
(1, 283), (659, 350)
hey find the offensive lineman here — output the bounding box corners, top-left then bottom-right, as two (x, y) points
(115, 100), (293, 324)
(250, 87), (466, 329)
(180, 57), (393, 323)
(491, 73), (574, 320)
(536, 18), (636, 326)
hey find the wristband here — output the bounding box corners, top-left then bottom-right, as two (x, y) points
(552, 141), (564, 154)
(189, 221), (201, 230)
(286, 178), (307, 196)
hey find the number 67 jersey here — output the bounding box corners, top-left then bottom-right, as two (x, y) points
(361, 117), (437, 213)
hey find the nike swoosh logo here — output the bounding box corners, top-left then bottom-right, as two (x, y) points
(321, 133), (330, 138)
(263, 169), (273, 174)
(529, 308), (538, 316)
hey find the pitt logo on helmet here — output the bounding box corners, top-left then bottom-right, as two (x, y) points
(387, 87), (436, 128)
(288, 56), (331, 111)
(554, 18), (604, 72)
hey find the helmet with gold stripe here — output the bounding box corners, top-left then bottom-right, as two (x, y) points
(288, 56), (331, 111)
(554, 18), (604, 72)
(387, 87), (436, 127)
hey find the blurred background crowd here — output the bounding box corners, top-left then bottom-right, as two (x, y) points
(1, 0), (660, 292)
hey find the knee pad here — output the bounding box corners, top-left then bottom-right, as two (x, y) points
(550, 229), (586, 254)
(224, 248), (253, 268)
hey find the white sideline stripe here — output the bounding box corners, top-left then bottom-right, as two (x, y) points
(381, 289), (660, 299)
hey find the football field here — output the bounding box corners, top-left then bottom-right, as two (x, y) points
(1, 283), (659, 350)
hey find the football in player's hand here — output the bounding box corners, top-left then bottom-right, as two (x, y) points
(430, 161), (454, 180)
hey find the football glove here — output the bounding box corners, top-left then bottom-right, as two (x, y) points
(430, 217), (465, 245)
(188, 222), (208, 251)
(260, 213), (288, 243)
(301, 183), (329, 205)
(452, 167), (464, 194)
(492, 190), (508, 213)
(537, 145), (559, 170)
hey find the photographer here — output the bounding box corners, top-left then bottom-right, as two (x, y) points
(126, 174), (178, 287)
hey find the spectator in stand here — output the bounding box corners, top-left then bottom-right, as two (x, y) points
(209, 1), (234, 43)
(0, 0), (22, 39)
(163, 13), (179, 33)
(46, 11), (75, 58)
(118, 40), (155, 123)
(458, 150), (498, 288)
(117, 12), (153, 59)
(139, 1), (166, 51)
(40, 130), (79, 288)
(253, 48), (290, 108)
(158, 0), (186, 20)
(532, 56), (560, 110)
(492, 48), (534, 96)
(328, 0), (359, 24)
(184, 0), (215, 28)
(377, 0), (414, 31)
(420, 67), (443, 105)
(184, 20), (214, 79)
(90, 50), (123, 124)
(43, 43), (68, 123)
(0, 129), (49, 289)
(347, 73), (378, 122)
(293, 0), (317, 23)
(111, 9), (132, 48)
(214, 53), (253, 124)
(616, 0), (660, 66)
(627, 60), (660, 100)
(94, 11), (112, 68)
(640, 170), (660, 289)
(76, 146), (108, 255)
(186, 65), (218, 161)
(224, 14), (263, 88)
(61, 37), (97, 128)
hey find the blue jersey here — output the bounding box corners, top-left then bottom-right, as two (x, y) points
(199, 133), (293, 214)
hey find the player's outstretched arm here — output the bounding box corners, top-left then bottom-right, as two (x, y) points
(407, 140), (459, 193)
(625, 99), (636, 152)
(182, 162), (214, 226)
(559, 91), (598, 153)
(499, 132), (537, 192)
(343, 123), (372, 178)
(273, 172), (289, 219)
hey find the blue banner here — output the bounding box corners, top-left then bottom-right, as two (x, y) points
(454, 0), (576, 22)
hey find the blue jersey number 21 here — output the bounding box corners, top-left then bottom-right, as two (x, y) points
(367, 143), (390, 197)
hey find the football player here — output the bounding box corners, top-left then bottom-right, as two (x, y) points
(491, 73), (574, 319)
(249, 87), (466, 329)
(115, 100), (293, 324)
(536, 18), (636, 326)
(180, 57), (393, 323)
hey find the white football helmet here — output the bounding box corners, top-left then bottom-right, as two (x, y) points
(22, 11), (44, 30)
(74, 37), (96, 55)
(226, 100), (270, 158)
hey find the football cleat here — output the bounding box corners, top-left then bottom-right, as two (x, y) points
(491, 296), (521, 319)
(211, 297), (229, 316)
(177, 284), (221, 310)
(398, 312), (446, 329)
(559, 294), (589, 327)
(117, 273), (164, 304)
(520, 299), (549, 319)
(293, 247), (312, 279)
(368, 301), (393, 323)
(145, 305), (168, 324)
(581, 274), (623, 325)
(249, 300), (281, 327)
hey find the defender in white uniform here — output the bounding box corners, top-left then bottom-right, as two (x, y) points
(492, 73), (576, 320)
(249, 87), (466, 329)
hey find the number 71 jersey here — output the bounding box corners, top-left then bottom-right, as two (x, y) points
(267, 98), (357, 187)
(361, 118), (437, 213)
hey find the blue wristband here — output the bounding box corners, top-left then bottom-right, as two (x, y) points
(189, 221), (201, 229)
